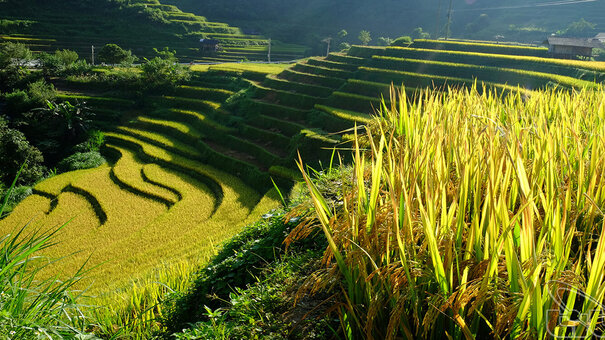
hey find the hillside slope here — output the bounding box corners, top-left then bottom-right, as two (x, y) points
(166, 0), (605, 48)
(0, 0), (307, 62)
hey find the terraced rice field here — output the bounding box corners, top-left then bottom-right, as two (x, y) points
(3, 40), (605, 292)
(0, 0), (307, 62)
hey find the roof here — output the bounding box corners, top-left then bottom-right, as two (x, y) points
(547, 37), (604, 49)
(199, 38), (220, 45)
(596, 33), (605, 41)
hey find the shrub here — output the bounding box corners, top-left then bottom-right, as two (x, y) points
(3, 89), (32, 114)
(57, 151), (106, 172)
(141, 56), (190, 89)
(0, 42), (32, 69)
(98, 43), (136, 65)
(0, 120), (45, 186)
(54, 49), (79, 66)
(27, 80), (57, 105)
(391, 36), (412, 47)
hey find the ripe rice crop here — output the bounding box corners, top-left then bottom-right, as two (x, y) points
(412, 39), (549, 57)
(386, 46), (605, 80)
(371, 55), (597, 89)
(293, 84), (605, 339)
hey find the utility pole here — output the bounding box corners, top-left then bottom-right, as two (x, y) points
(322, 37), (332, 56)
(445, 0), (453, 40)
(91, 45), (95, 65)
(435, 0), (443, 39)
(267, 38), (271, 62)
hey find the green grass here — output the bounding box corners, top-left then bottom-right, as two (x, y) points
(292, 63), (353, 79)
(314, 104), (372, 124)
(279, 68), (347, 88)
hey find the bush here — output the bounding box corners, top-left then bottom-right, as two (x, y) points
(0, 119), (45, 186)
(3, 89), (32, 114)
(98, 44), (137, 65)
(57, 151), (105, 172)
(141, 56), (190, 89)
(27, 80), (57, 105)
(391, 36), (412, 47)
(73, 130), (105, 152)
(55, 49), (78, 66)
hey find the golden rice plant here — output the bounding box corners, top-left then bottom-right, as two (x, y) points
(290, 84), (605, 339)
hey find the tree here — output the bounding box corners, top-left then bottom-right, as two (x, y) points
(358, 30), (372, 46)
(98, 44), (136, 65)
(0, 119), (45, 186)
(0, 42), (32, 69)
(412, 27), (431, 40)
(337, 29), (348, 39)
(558, 18), (596, 36)
(32, 100), (93, 141)
(141, 49), (190, 89)
(377, 37), (393, 46)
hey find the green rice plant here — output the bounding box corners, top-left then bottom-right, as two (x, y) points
(314, 104), (372, 124)
(293, 63), (353, 79)
(151, 108), (234, 134)
(412, 39), (549, 57)
(253, 83), (321, 110)
(279, 68), (346, 88)
(347, 45), (387, 58)
(326, 90), (387, 112)
(306, 58), (360, 72)
(327, 53), (367, 65)
(263, 75), (334, 97)
(175, 85), (233, 102)
(290, 84), (605, 339)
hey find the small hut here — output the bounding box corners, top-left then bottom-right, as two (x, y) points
(199, 38), (220, 53)
(547, 37), (603, 59)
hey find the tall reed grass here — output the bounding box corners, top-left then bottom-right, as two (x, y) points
(0, 172), (92, 338)
(291, 84), (605, 339)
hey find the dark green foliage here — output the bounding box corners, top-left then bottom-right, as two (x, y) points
(411, 27), (430, 39)
(27, 80), (57, 105)
(2, 89), (32, 114)
(0, 119), (45, 186)
(0, 42), (32, 69)
(391, 36), (412, 47)
(141, 54), (190, 89)
(172, 251), (331, 339)
(98, 43), (136, 65)
(557, 18), (597, 36)
(0, 42), (32, 90)
(163, 210), (326, 334)
(358, 30), (371, 46)
(377, 37), (393, 46)
(57, 151), (105, 172)
(40, 49), (89, 77)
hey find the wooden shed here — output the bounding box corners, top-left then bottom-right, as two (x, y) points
(547, 37), (604, 59)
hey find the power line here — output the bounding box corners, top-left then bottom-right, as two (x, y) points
(452, 0), (598, 12)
